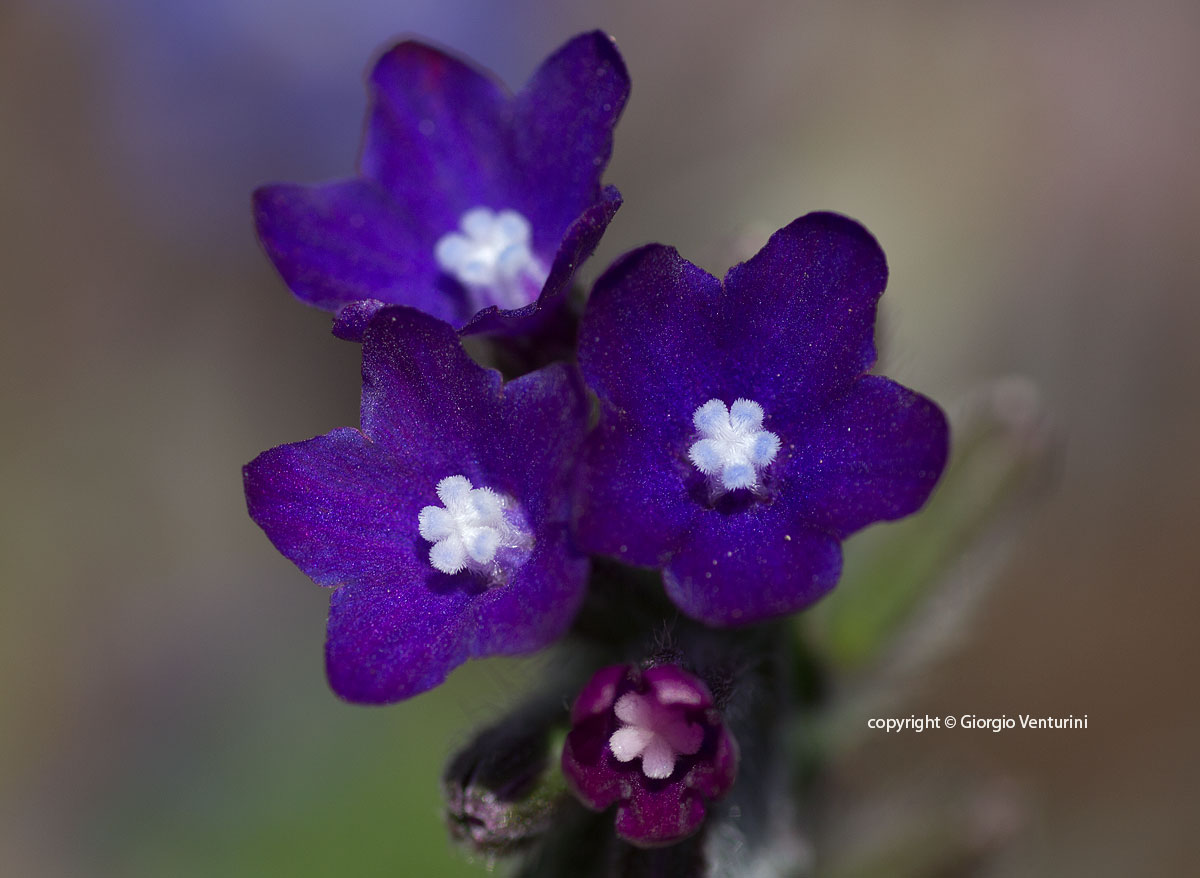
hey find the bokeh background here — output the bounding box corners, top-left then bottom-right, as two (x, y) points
(2, 0), (1198, 875)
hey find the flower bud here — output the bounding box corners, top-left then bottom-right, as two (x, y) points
(443, 710), (566, 856)
(561, 663), (738, 847)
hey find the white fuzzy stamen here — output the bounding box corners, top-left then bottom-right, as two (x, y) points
(609, 691), (704, 780)
(418, 475), (526, 578)
(434, 207), (547, 309)
(687, 398), (781, 491)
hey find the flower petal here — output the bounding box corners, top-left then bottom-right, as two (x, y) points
(690, 724), (739, 801)
(663, 509), (843, 626)
(243, 427), (421, 589)
(253, 180), (455, 321)
(569, 665), (626, 724)
(358, 307), (501, 457)
(796, 375), (950, 537)
(244, 428), (488, 703)
(645, 666), (712, 708)
(720, 211), (888, 414)
(562, 667), (629, 812)
(324, 575), (474, 703)
(614, 784), (707, 849)
(511, 31), (630, 243)
(576, 246), (723, 561)
(361, 41), (510, 229)
(579, 244), (723, 425)
(576, 413), (698, 565)
(481, 361), (588, 524)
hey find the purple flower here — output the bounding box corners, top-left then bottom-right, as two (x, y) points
(243, 307), (590, 702)
(576, 212), (950, 627)
(562, 664), (738, 847)
(253, 31), (629, 340)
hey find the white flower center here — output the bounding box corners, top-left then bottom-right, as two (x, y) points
(434, 207), (547, 310)
(417, 475), (528, 578)
(608, 690), (704, 780)
(687, 398), (781, 491)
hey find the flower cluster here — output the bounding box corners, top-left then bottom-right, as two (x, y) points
(245, 31), (948, 854)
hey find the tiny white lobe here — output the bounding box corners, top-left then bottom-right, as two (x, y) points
(608, 691), (703, 780)
(687, 397), (781, 491)
(417, 475), (526, 578)
(434, 207), (547, 309)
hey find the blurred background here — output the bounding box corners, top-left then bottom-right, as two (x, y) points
(2, 0), (1197, 874)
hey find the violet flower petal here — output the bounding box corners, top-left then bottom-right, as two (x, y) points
(324, 532), (587, 703)
(719, 211), (888, 416)
(244, 427), (424, 589)
(361, 40), (510, 233)
(253, 180), (458, 322)
(331, 298), (387, 341)
(794, 374), (950, 538)
(357, 309), (499, 455)
(579, 243), (722, 425)
(663, 511), (843, 626)
(575, 412), (698, 566)
(325, 574), (475, 703)
(510, 31), (630, 248)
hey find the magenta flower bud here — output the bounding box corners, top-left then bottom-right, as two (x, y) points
(561, 663), (738, 848)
